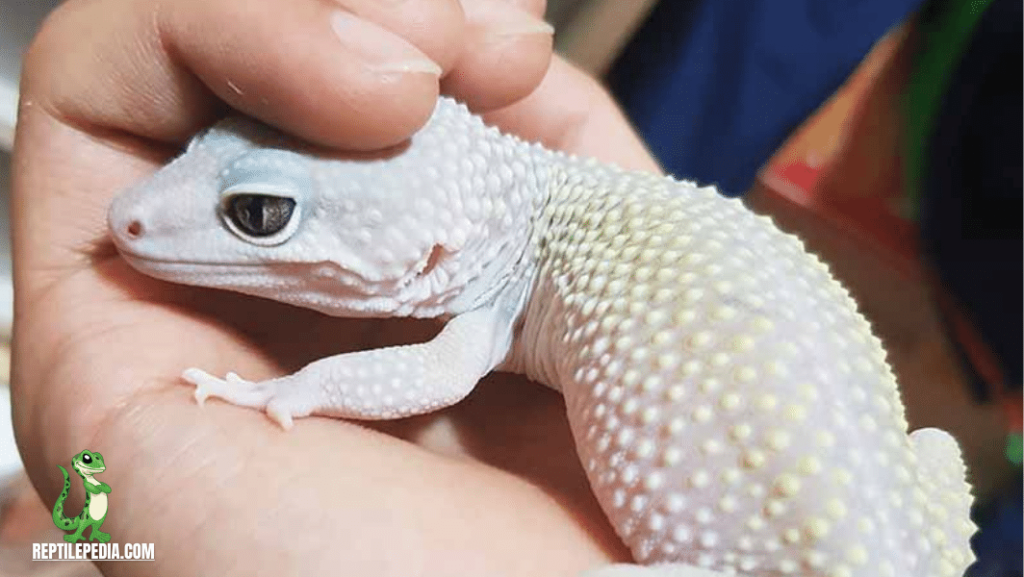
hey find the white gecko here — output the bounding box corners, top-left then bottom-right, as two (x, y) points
(107, 96), (976, 577)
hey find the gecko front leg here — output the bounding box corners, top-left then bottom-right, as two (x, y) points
(183, 298), (518, 429)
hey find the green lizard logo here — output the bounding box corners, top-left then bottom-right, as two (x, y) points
(52, 450), (112, 543)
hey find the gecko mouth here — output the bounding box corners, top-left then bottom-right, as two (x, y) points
(119, 251), (277, 269)
(117, 251), (420, 302)
(119, 252), (332, 283)
(109, 227), (302, 270)
(117, 240), (445, 290)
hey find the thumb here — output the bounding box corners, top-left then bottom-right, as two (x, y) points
(21, 0), (461, 150)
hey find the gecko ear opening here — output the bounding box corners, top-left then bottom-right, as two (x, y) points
(220, 192), (302, 246)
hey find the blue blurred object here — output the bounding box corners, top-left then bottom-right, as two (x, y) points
(967, 472), (1023, 577)
(607, 0), (924, 196)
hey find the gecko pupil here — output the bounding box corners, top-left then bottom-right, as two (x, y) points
(82, 454), (91, 463)
(227, 194), (296, 237)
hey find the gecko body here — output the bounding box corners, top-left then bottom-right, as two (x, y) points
(108, 97), (976, 577)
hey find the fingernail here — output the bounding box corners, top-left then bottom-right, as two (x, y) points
(330, 10), (442, 75)
(466, 0), (555, 36)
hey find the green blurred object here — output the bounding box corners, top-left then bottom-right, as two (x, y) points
(1006, 433), (1022, 466)
(903, 0), (995, 220)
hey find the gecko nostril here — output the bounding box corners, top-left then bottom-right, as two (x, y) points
(126, 220), (143, 239)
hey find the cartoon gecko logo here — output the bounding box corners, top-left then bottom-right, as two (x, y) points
(52, 450), (112, 543)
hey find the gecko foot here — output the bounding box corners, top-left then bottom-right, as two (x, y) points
(181, 368), (314, 430)
(182, 368), (276, 407)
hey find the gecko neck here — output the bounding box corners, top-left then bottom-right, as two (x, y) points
(422, 137), (558, 318)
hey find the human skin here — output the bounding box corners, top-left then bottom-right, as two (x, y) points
(10, 0), (659, 575)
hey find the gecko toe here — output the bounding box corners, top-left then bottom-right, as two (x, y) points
(193, 385), (209, 407)
(182, 368), (217, 406)
(267, 403), (295, 430)
(265, 390), (317, 431)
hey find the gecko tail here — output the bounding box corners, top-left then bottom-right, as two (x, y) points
(52, 465), (80, 531)
(909, 427), (977, 574)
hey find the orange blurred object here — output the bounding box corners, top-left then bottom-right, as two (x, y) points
(759, 22), (920, 279)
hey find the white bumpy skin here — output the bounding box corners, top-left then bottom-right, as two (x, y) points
(108, 97), (976, 577)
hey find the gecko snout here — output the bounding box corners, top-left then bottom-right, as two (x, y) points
(107, 197), (149, 249)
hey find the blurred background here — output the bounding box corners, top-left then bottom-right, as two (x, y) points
(1, 0), (1020, 575)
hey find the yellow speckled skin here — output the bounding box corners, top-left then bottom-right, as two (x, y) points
(513, 163), (976, 576)
(109, 97), (976, 577)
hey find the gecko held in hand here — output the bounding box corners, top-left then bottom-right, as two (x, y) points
(107, 97), (976, 577)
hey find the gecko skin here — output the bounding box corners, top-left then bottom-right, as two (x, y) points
(108, 97), (976, 577)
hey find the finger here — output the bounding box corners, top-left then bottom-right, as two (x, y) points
(442, 0), (555, 111)
(502, 0), (547, 17)
(21, 0), (457, 151)
(336, 0), (466, 72)
(484, 55), (662, 173)
(483, 56), (659, 174)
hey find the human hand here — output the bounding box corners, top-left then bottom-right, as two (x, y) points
(11, 0), (657, 575)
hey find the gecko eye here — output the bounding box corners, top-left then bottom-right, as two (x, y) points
(223, 194), (297, 239)
(82, 453), (92, 464)
(218, 149), (309, 245)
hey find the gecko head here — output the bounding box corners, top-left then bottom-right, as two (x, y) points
(108, 115), (465, 316)
(71, 450), (106, 476)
